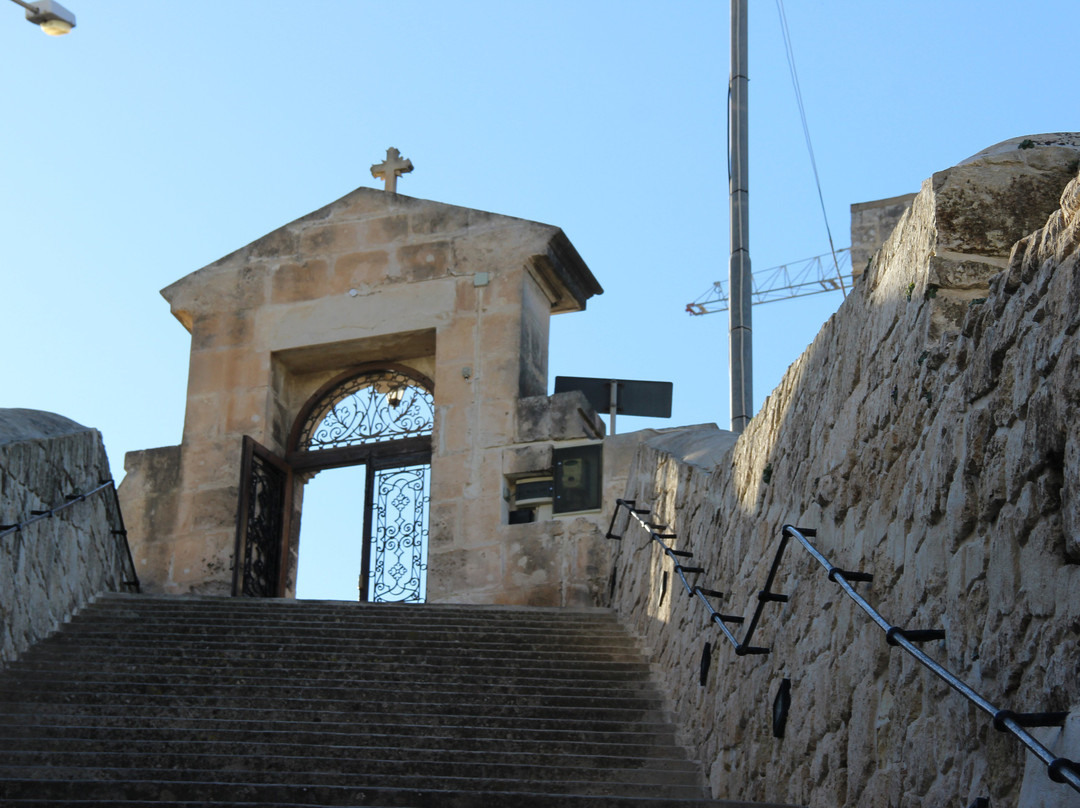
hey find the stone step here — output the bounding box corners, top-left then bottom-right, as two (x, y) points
(0, 691), (665, 730)
(0, 772), (710, 800)
(0, 737), (692, 783)
(11, 648), (655, 682)
(0, 778), (780, 808)
(67, 624), (632, 646)
(0, 717), (682, 754)
(60, 610), (629, 628)
(0, 753), (702, 786)
(89, 594), (623, 626)
(31, 637), (647, 667)
(61, 602), (628, 627)
(58, 623), (628, 649)
(0, 803), (772, 808)
(0, 678), (663, 711)
(0, 737), (699, 771)
(0, 662), (659, 694)
(96, 591), (606, 608)
(48, 638), (637, 662)
(0, 685), (668, 723)
(0, 702), (679, 740)
(27, 643), (639, 669)
(54, 625), (636, 651)
(0, 666), (660, 698)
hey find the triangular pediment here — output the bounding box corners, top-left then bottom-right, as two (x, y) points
(162, 187), (601, 330)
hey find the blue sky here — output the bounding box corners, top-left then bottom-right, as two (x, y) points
(2, 1), (1075, 595)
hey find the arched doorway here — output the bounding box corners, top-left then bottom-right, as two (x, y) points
(233, 364), (434, 601)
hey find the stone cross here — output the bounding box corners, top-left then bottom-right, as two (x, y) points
(370, 147), (414, 193)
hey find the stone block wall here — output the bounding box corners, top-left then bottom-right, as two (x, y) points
(442, 390), (610, 608)
(610, 140), (1080, 806)
(0, 410), (130, 666)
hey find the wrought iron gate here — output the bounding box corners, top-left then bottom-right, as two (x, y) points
(227, 364), (436, 602)
(233, 436), (291, 597)
(363, 461), (431, 602)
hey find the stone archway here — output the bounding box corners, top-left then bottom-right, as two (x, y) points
(234, 364), (434, 601)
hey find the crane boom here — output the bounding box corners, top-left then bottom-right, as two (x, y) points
(687, 247), (852, 315)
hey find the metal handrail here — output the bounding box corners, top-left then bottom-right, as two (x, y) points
(1, 479), (140, 592)
(606, 498), (783, 655)
(606, 497), (1080, 796)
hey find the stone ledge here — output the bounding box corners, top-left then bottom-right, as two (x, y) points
(643, 424), (737, 471)
(0, 408), (91, 448)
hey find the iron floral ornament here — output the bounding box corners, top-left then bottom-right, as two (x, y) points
(301, 370), (434, 451)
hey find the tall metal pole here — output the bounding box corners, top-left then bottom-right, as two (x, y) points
(728, 0), (752, 433)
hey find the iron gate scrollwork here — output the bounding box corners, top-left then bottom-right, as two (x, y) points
(234, 436), (290, 597)
(366, 463), (430, 602)
(297, 368), (434, 451)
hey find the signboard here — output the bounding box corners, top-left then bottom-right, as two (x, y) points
(554, 376), (673, 418)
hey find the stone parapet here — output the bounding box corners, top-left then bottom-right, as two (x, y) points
(610, 142), (1080, 806)
(850, 192), (917, 278)
(0, 409), (129, 666)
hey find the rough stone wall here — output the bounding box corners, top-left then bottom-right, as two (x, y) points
(0, 410), (130, 666)
(611, 141), (1080, 807)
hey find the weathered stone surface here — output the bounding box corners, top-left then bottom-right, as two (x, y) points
(0, 410), (131, 666)
(516, 390), (604, 443)
(0, 410), (87, 446)
(611, 144), (1080, 806)
(936, 134), (1080, 260)
(118, 445), (181, 586)
(501, 443), (553, 478)
(641, 424), (737, 470)
(125, 188), (603, 601)
(927, 255), (1000, 290)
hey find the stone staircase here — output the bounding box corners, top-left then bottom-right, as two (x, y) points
(0, 594), (781, 807)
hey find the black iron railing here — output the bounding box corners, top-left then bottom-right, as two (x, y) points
(607, 497), (1080, 797)
(1, 479), (140, 592)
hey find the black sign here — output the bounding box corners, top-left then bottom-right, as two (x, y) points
(554, 376), (673, 418)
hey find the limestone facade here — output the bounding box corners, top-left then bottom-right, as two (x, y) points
(119, 188), (608, 605)
(610, 137), (1080, 806)
(0, 409), (131, 665)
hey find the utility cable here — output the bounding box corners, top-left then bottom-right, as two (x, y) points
(775, 0), (846, 297)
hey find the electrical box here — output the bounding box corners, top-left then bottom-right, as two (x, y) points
(507, 476), (553, 524)
(514, 477), (553, 507)
(553, 443), (603, 514)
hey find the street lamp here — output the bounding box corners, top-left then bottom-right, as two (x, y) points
(8, 0), (76, 35)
